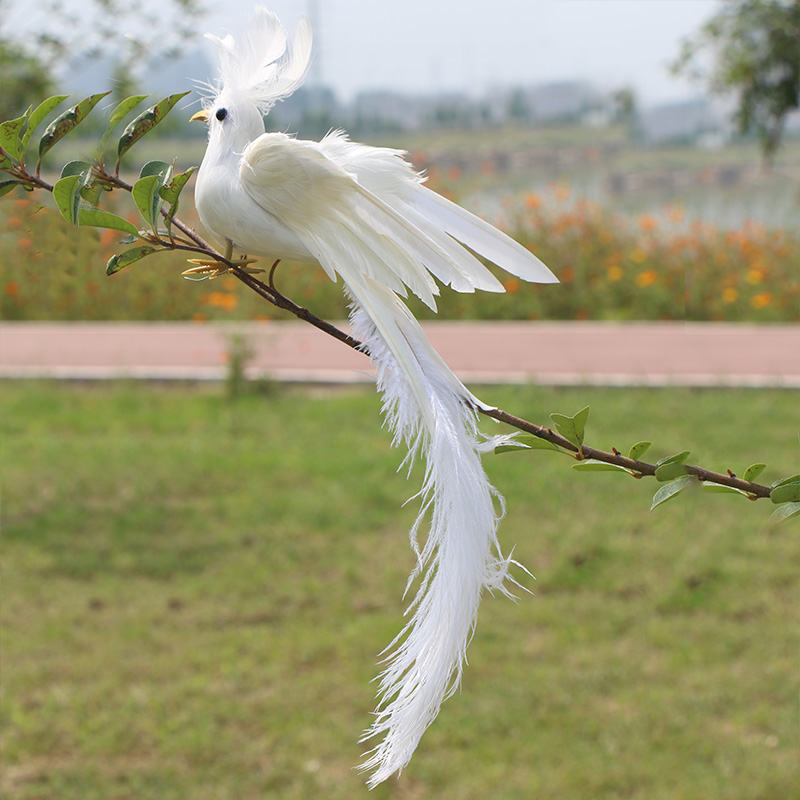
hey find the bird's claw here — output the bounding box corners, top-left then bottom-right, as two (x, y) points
(182, 257), (264, 280)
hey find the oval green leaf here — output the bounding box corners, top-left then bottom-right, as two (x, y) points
(628, 441), (652, 461)
(771, 474), (800, 489)
(743, 463), (767, 483)
(78, 207), (139, 237)
(60, 159), (93, 183)
(770, 482), (800, 505)
(0, 111), (30, 162)
(98, 94), (149, 153)
(20, 95), (69, 152)
(106, 245), (162, 275)
(550, 405), (590, 449)
(159, 166), (196, 205)
(651, 475), (695, 510)
(701, 482), (752, 497)
(132, 174), (163, 231)
(768, 502), (800, 526)
(116, 92), (190, 165)
(37, 92), (111, 165)
(0, 179), (22, 197)
(572, 459), (636, 475)
(494, 434), (563, 455)
(53, 174), (82, 225)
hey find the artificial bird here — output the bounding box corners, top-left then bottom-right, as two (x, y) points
(190, 6), (557, 787)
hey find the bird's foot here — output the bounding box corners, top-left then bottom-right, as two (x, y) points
(182, 257), (264, 280)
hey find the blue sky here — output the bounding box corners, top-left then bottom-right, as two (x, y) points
(4, 1), (721, 105)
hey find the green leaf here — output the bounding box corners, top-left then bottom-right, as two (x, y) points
(98, 94), (148, 154)
(53, 174), (82, 225)
(106, 245), (162, 275)
(743, 463), (767, 483)
(20, 95), (69, 152)
(702, 482), (752, 497)
(80, 182), (104, 206)
(768, 502), (800, 526)
(0, 111), (30, 162)
(550, 406), (590, 450)
(132, 175), (164, 231)
(60, 159), (93, 183)
(770, 482), (800, 505)
(572, 459), (637, 475)
(0, 179), (22, 197)
(494, 434), (563, 455)
(77, 207), (139, 236)
(628, 441), (652, 461)
(116, 92), (190, 166)
(37, 92), (111, 166)
(0, 146), (16, 172)
(651, 476), (695, 510)
(139, 160), (173, 182)
(654, 450), (691, 482)
(159, 166), (195, 205)
(771, 474), (800, 489)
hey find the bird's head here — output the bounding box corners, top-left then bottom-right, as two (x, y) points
(191, 6), (312, 146)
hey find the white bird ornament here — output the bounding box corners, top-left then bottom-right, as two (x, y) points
(190, 6), (557, 787)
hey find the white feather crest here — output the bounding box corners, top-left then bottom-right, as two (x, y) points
(205, 6), (312, 114)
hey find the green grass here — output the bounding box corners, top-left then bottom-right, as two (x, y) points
(1, 381), (798, 799)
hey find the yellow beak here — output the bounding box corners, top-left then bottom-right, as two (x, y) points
(190, 109), (209, 123)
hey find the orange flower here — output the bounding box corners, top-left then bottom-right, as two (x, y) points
(638, 214), (657, 232)
(721, 287), (738, 304)
(606, 265), (623, 282)
(630, 248), (647, 265)
(523, 192), (541, 210)
(560, 266), (575, 283)
(750, 292), (773, 309)
(635, 270), (658, 287)
(4, 281), (20, 296)
(192, 312), (207, 323)
(746, 269), (763, 285)
(6, 216), (23, 229)
(503, 277), (520, 294)
(17, 237), (32, 250)
(446, 165), (461, 182)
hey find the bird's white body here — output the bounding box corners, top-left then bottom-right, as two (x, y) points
(193, 6), (556, 787)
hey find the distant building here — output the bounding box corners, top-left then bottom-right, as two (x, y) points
(639, 98), (727, 145)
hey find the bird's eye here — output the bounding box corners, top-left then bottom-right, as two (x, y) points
(215, 107), (228, 121)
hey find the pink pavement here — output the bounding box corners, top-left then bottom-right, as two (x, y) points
(0, 321), (798, 387)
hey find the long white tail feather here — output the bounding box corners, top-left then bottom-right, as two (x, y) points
(347, 278), (515, 787)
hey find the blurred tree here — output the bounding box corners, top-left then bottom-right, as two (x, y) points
(0, 36), (54, 119)
(672, 0), (800, 167)
(1, 0), (206, 93)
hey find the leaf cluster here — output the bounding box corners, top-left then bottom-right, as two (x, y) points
(0, 92), (197, 270)
(493, 405), (799, 525)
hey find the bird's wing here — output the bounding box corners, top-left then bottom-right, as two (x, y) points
(240, 133), (556, 309)
(318, 131), (558, 286)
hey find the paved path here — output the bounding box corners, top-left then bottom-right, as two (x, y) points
(1, 322), (798, 387)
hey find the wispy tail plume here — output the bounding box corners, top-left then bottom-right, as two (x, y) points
(347, 279), (516, 787)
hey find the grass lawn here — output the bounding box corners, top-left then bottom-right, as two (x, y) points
(1, 381), (797, 799)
